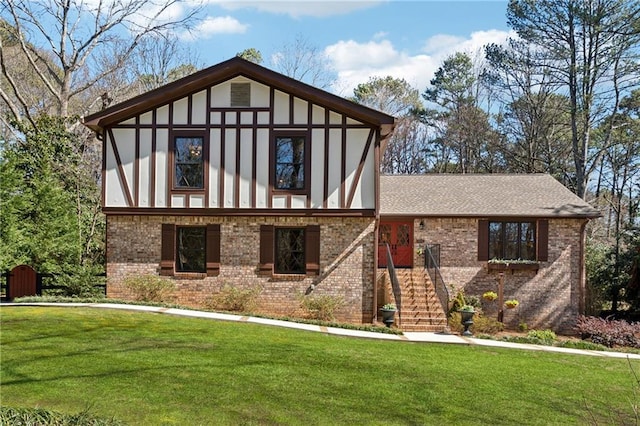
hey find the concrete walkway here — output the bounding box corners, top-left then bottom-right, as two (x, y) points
(4, 302), (640, 360)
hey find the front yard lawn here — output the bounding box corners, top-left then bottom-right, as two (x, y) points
(1, 306), (637, 425)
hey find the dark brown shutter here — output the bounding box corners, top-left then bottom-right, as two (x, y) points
(160, 224), (175, 275)
(477, 220), (489, 261)
(537, 220), (549, 262)
(305, 225), (320, 276)
(258, 225), (274, 275)
(206, 224), (221, 276)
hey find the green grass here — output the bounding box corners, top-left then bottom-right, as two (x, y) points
(1, 306), (638, 425)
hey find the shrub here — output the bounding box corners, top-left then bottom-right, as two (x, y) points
(448, 312), (504, 334)
(526, 329), (557, 344)
(61, 267), (106, 297)
(122, 274), (175, 303)
(299, 294), (345, 321)
(473, 315), (505, 334)
(207, 284), (261, 312)
(0, 406), (125, 425)
(576, 315), (640, 348)
(558, 340), (608, 351)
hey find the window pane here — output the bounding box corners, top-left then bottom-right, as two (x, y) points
(177, 227), (206, 272)
(520, 222), (536, 260)
(504, 222), (519, 259)
(488, 222), (502, 259)
(488, 221), (537, 261)
(275, 228), (305, 274)
(275, 136), (305, 189)
(175, 137), (203, 188)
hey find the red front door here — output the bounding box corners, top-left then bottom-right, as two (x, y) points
(378, 221), (413, 268)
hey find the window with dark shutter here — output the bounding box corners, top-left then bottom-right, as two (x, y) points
(305, 225), (320, 275)
(477, 220), (489, 261)
(258, 225), (274, 275)
(206, 224), (221, 276)
(258, 224), (320, 276)
(536, 220), (549, 262)
(160, 224), (176, 275)
(479, 219), (548, 262)
(160, 223), (221, 276)
(176, 227), (206, 272)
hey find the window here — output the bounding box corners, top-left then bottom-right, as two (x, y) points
(478, 219), (548, 262)
(177, 227), (206, 272)
(259, 225), (320, 276)
(161, 224), (220, 276)
(275, 228), (306, 274)
(174, 136), (204, 189)
(274, 135), (306, 190)
(489, 221), (535, 261)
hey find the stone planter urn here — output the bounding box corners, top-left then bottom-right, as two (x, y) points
(380, 304), (397, 328)
(459, 307), (475, 336)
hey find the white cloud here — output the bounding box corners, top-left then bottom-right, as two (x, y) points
(179, 16), (249, 41)
(203, 0), (381, 18)
(325, 29), (514, 96)
(424, 29), (516, 58)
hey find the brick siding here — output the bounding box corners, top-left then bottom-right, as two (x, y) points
(106, 215), (376, 323)
(414, 217), (586, 333)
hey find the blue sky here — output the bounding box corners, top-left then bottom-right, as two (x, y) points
(175, 1), (514, 96)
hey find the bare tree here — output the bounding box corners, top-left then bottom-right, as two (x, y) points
(270, 34), (336, 90)
(0, 0), (202, 130)
(485, 40), (575, 185)
(351, 76), (430, 174)
(130, 36), (201, 94)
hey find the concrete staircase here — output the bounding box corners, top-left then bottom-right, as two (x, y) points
(394, 269), (448, 332)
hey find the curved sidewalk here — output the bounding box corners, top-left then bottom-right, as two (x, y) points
(3, 302), (639, 360)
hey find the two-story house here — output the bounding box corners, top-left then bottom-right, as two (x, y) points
(84, 57), (600, 332)
(84, 57), (394, 324)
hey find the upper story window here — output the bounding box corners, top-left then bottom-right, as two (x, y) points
(274, 135), (306, 190)
(488, 221), (536, 261)
(174, 136), (204, 189)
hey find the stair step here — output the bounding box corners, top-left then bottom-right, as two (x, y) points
(389, 268), (449, 332)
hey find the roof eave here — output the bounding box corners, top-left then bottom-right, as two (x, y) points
(83, 57), (395, 133)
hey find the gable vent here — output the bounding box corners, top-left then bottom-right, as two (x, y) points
(230, 83), (251, 107)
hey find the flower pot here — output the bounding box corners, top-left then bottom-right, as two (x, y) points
(380, 308), (396, 328)
(459, 310), (475, 336)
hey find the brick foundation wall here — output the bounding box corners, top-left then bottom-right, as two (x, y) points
(106, 215), (376, 323)
(413, 217), (586, 333)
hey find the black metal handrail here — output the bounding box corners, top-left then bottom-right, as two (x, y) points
(385, 243), (402, 324)
(424, 244), (450, 313)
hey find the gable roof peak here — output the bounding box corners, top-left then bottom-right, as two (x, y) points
(83, 56), (395, 133)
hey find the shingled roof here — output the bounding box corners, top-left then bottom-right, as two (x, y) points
(380, 174), (601, 218)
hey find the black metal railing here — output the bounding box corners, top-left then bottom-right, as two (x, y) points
(424, 244), (450, 313)
(385, 243), (402, 324)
